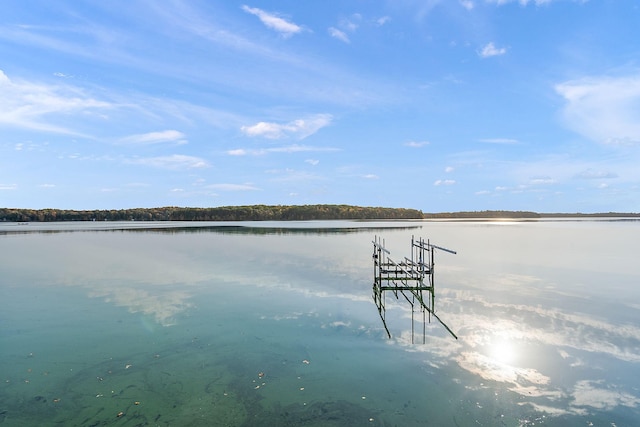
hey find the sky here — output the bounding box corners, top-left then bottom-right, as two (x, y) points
(1, 0), (639, 213)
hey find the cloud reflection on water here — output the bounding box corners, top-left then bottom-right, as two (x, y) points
(389, 266), (640, 417)
(87, 287), (193, 326)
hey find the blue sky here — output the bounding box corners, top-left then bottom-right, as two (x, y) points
(1, 0), (639, 212)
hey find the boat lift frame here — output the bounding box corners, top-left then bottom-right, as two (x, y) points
(372, 235), (457, 343)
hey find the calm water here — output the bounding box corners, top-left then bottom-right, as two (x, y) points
(1, 220), (639, 426)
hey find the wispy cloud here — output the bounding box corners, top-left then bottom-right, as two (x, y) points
(329, 14), (363, 44)
(460, 0), (475, 10)
(241, 5), (302, 38)
(241, 114), (332, 139)
(529, 176), (556, 185)
(404, 140), (430, 147)
(0, 184), (18, 190)
(340, 15), (360, 32)
(478, 42), (507, 58)
(118, 130), (187, 145)
(127, 154), (210, 170)
(555, 74), (640, 145)
(434, 179), (456, 186)
(574, 169), (618, 179)
(267, 144), (338, 153)
(227, 144), (339, 156)
(226, 149), (248, 156)
(0, 69), (111, 135)
(328, 27), (350, 43)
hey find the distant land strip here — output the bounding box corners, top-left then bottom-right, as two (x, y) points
(423, 211), (640, 219)
(0, 205), (422, 222)
(1, 206), (638, 222)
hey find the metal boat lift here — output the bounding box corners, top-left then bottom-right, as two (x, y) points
(372, 235), (457, 343)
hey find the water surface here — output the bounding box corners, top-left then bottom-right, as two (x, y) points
(1, 220), (639, 426)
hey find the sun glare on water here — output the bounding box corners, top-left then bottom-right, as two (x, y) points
(490, 339), (517, 365)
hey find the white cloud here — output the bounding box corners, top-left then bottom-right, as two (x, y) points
(241, 5), (302, 38)
(574, 169), (618, 179)
(227, 148), (248, 156)
(376, 16), (391, 26)
(0, 184), (17, 190)
(404, 140), (430, 147)
(271, 144), (338, 153)
(434, 179), (456, 186)
(445, 166), (454, 173)
(460, 0), (474, 10)
(529, 176), (556, 185)
(206, 183), (260, 191)
(328, 27), (350, 43)
(478, 42), (507, 58)
(241, 114), (332, 139)
(362, 174), (379, 179)
(340, 17), (359, 33)
(0, 69), (112, 135)
(119, 130), (187, 145)
(555, 74), (640, 145)
(305, 159), (319, 166)
(226, 144), (339, 156)
(241, 121), (284, 139)
(127, 154), (210, 170)
(329, 14), (362, 43)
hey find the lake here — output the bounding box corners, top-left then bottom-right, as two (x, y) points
(1, 219), (639, 426)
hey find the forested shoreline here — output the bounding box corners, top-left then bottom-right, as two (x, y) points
(423, 210), (640, 219)
(1, 205), (638, 222)
(0, 205), (424, 222)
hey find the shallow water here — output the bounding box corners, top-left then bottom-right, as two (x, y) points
(1, 219), (639, 426)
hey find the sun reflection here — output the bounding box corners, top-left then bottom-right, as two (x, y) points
(490, 339), (516, 365)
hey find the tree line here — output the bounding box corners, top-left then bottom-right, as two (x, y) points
(2, 206), (637, 222)
(423, 210), (639, 219)
(0, 205), (424, 222)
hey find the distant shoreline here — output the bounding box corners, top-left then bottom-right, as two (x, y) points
(423, 211), (640, 219)
(1, 205), (638, 222)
